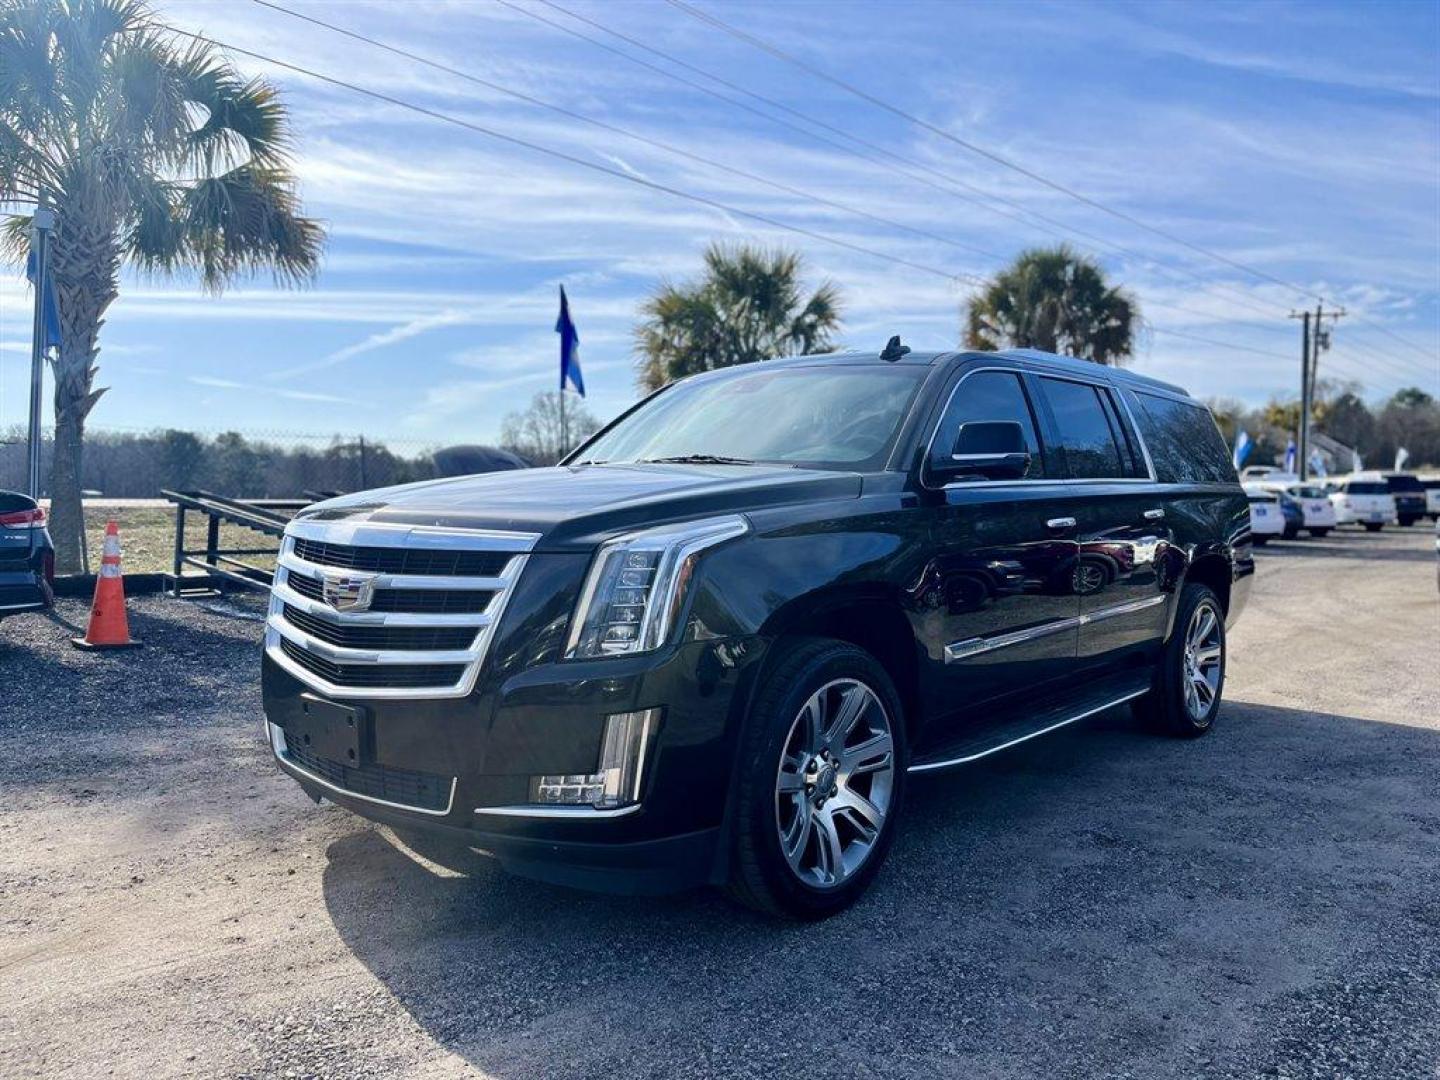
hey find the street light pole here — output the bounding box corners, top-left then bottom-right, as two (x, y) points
(26, 206), (55, 499)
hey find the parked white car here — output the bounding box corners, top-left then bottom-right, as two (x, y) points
(1244, 485), (1287, 544)
(1326, 474), (1397, 531)
(1270, 482), (1337, 537)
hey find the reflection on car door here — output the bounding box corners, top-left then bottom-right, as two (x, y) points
(1033, 375), (1172, 672)
(916, 369), (1080, 728)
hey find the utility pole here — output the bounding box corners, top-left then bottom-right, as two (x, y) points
(1289, 303), (1344, 480)
(26, 205), (54, 498)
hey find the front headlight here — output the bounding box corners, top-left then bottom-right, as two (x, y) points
(565, 515), (748, 659)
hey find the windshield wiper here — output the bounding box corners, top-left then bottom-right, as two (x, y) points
(636, 454), (760, 466)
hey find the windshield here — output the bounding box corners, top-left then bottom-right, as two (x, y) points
(576, 364), (928, 470)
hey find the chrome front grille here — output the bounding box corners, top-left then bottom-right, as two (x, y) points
(265, 519), (539, 699)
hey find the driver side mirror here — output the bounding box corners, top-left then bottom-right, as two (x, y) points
(932, 420), (1032, 482)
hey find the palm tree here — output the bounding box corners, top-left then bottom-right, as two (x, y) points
(635, 243), (841, 391)
(1, 0), (324, 571)
(964, 245), (1137, 366)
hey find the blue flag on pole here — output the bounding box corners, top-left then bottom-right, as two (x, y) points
(556, 286), (584, 397)
(25, 245), (61, 350)
(1232, 429), (1252, 470)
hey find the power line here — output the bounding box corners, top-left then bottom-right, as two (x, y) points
(159, 22), (1354, 374)
(249, 0), (1006, 265)
(1147, 326), (1293, 362)
(666, 0), (1440, 364)
(662, 1), (1315, 303)
(519, 0), (1297, 326)
(161, 25), (974, 286)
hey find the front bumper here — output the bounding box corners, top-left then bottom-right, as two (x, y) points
(262, 633), (766, 894)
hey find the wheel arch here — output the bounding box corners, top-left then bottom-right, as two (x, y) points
(760, 588), (923, 743)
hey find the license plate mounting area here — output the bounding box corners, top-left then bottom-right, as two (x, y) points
(285, 694), (365, 765)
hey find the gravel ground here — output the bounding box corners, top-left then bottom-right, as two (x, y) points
(1, 526), (1437, 1079)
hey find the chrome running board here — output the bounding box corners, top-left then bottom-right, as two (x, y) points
(908, 677), (1150, 774)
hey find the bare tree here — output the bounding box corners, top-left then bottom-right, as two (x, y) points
(499, 391), (601, 466)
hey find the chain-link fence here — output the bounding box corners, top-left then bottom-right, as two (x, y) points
(0, 426), (444, 498)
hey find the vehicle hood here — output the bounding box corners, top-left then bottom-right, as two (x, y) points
(295, 463), (863, 550)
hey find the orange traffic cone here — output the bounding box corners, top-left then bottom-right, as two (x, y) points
(71, 520), (142, 650)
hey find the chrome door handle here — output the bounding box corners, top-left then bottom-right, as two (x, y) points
(1046, 516), (1077, 530)
(1143, 508), (1165, 520)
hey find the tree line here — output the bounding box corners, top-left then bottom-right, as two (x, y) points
(0, 429), (433, 499)
(1208, 384), (1440, 472)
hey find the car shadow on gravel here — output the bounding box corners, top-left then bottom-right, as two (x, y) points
(317, 700), (1440, 1079)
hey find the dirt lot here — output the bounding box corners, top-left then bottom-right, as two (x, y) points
(2, 527), (1437, 1079)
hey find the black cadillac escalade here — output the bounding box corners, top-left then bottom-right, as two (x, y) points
(262, 346), (1252, 918)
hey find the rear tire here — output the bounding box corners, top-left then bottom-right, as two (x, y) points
(1252, 535), (1269, 546)
(1364, 523), (1383, 532)
(725, 638), (906, 920)
(1132, 584), (1226, 738)
(1308, 527), (1330, 538)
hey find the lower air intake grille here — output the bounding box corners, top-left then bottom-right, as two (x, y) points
(283, 738), (450, 812)
(279, 638), (467, 689)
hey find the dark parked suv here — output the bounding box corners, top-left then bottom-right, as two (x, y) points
(0, 491), (55, 621)
(262, 347), (1252, 917)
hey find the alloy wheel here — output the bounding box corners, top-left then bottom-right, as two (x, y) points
(774, 678), (895, 889)
(1182, 601), (1223, 721)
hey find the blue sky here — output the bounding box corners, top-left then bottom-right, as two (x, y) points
(2, 0), (1437, 453)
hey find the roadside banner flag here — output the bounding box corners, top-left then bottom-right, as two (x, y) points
(1394, 447), (1409, 472)
(25, 244), (61, 350)
(1284, 438), (1296, 474)
(1309, 450), (1327, 478)
(1232, 429), (1252, 469)
(556, 285), (584, 397)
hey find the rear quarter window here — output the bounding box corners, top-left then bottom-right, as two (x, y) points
(1132, 392), (1236, 484)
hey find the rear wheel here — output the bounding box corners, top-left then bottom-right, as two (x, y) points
(726, 638), (906, 919)
(1364, 522), (1383, 532)
(1133, 584), (1226, 738)
(1308, 527), (1331, 538)
(1252, 535), (1269, 545)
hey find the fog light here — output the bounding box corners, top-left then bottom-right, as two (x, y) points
(529, 708), (658, 809)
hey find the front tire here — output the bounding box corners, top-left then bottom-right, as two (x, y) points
(1309, 527), (1331, 538)
(1133, 584), (1226, 738)
(1364, 522), (1383, 532)
(726, 638), (906, 919)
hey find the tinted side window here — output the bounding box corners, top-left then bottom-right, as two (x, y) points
(1133, 392), (1236, 484)
(930, 370), (1043, 477)
(1040, 378), (1126, 479)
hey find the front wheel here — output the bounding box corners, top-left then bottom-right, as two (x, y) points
(1252, 535), (1269, 546)
(726, 639), (906, 919)
(1133, 584), (1226, 737)
(1364, 522), (1383, 532)
(1309, 527), (1331, 538)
